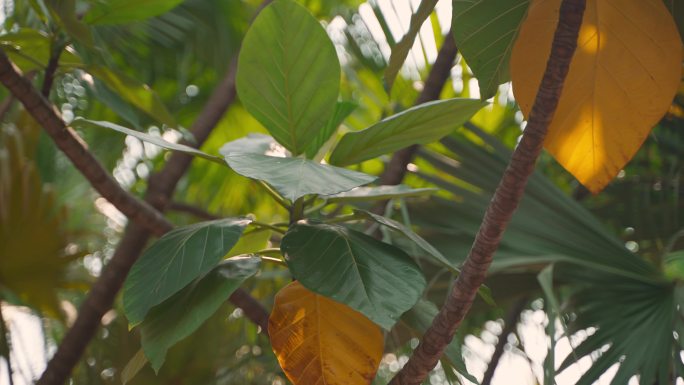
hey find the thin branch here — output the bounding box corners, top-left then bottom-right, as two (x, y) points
(481, 297), (528, 385)
(167, 201), (220, 220)
(0, 304), (14, 385)
(377, 33), (458, 188)
(41, 41), (63, 98)
(389, 1), (586, 384)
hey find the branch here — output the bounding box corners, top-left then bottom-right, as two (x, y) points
(389, 1), (586, 384)
(378, 33), (458, 187)
(481, 297), (527, 385)
(167, 201), (221, 220)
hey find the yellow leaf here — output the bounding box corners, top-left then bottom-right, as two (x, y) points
(269, 282), (383, 385)
(511, 0), (682, 193)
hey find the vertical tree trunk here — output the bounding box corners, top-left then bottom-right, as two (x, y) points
(389, 1), (586, 384)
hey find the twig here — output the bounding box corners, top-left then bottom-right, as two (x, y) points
(166, 201), (220, 220)
(389, 1), (586, 384)
(0, 304), (14, 385)
(377, 33), (458, 188)
(41, 41), (63, 98)
(481, 297), (528, 385)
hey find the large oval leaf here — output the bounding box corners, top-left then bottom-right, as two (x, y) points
(224, 153), (376, 202)
(140, 256), (260, 372)
(452, 0), (530, 99)
(510, 0), (682, 193)
(236, 0), (340, 155)
(281, 223), (426, 329)
(269, 281), (383, 385)
(123, 218), (251, 326)
(329, 98), (485, 166)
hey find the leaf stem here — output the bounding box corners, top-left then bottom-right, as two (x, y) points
(259, 256), (287, 267)
(257, 180), (290, 210)
(255, 248), (283, 257)
(251, 221), (286, 235)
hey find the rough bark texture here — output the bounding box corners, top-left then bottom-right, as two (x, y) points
(481, 298), (527, 385)
(377, 33), (457, 188)
(389, 1), (586, 384)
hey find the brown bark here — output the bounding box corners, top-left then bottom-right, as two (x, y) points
(389, 1), (586, 384)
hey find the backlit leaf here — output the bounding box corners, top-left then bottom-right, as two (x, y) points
(224, 153), (376, 202)
(281, 223), (426, 329)
(0, 29), (81, 72)
(140, 256), (260, 372)
(269, 281), (383, 385)
(329, 98), (485, 166)
(327, 185), (437, 202)
(123, 218), (251, 326)
(510, 0), (682, 193)
(73, 119), (224, 164)
(384, 0), (439, 92)
(236, 0), (340, 155)
(452, 0), (530, 99)
(305, 101), (357, 159)
(84, 0), (184, 25)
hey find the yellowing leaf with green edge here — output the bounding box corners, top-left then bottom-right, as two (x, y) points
(269, 282), (383, 385)
(510, 0), (682, 193)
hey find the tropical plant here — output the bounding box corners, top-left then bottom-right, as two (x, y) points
(0, 0), (682, 385)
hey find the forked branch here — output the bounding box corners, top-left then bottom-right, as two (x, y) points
(389, 1), (586, 384)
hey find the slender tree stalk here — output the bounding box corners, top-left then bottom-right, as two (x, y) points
(377, 33), (457, 188)
(389, 1), (586, 384)
(167, 201), (221, 220)
(481, 297), (527, 385)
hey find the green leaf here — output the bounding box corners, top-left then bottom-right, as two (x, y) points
(123, 218), (251, 326)
(45, 0), (94, 46)
(0, 29), (81, 72)
(327, 185), (437, 202)
(329, 98), (485, 166)
(452, 0), (530, 99)
(86, 65), (176, 127)
(356, 210), (458, 273)
(73, 119), (224, 164)
(140, 256), (260, 372)
(236, 0), (341, 155)
(305, 101), (357, 159)
(281, 223), (426, 329)
(219, 134), (284, 157)
(84, 0), (185, 25)
(223, 153), (376, 202)
(401, 299), (478, 384)
(384, 0), (439, 91)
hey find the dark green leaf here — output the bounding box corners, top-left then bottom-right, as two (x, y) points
(140, 256), (260, 372)
(123, 218), (251, 326)
(73, 119), (224, 164)
(452, 0), (530, 99)
(327, 185), (437, 202)
(305, 101), (357, 159)
(281, 223), (426, 329)
(236, 0), (340, 155)
(84, 0), (185, 25)
(356, 210), (458, 273)
(401, 300), (477, 384)
(384, 0), (438, 91)
(86, 65), (176, 127)
(223, 153), (376, 202)
(329, 98), (485, 166)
